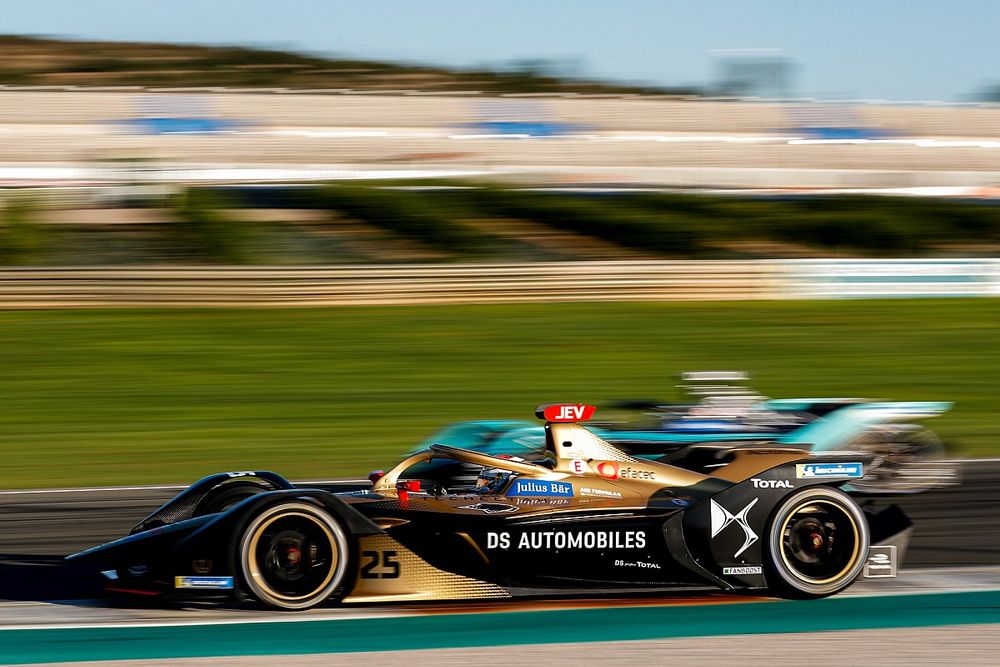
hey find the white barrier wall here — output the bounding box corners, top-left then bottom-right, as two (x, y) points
(781, 259), (1000, 298)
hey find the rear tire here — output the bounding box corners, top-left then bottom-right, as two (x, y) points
(237, 501), (350, 610)
(765, 486), (869, 598)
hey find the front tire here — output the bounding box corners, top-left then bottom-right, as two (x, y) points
(194, 483), (268, 516)
(765, 486), (869, 598)
(238, 501), (350, 610)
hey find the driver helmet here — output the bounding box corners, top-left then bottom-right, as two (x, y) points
(475, 455), (526, 492)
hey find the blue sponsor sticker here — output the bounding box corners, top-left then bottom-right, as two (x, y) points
(795, 462), (864, 479)
(507, 479), (574, 497)
(174, 576), (235, 590)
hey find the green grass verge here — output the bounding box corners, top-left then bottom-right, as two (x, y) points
(0, 299), (997, 488)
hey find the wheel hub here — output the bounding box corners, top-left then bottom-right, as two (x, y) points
(286, 545), (302, 567)
(809, 532), (824, 550)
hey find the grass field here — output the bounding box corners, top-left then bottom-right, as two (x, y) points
(1, 300), (998, 488)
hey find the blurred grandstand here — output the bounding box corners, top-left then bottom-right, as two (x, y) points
(2, 36), (1000, 274)
(0, 37), (998, 192)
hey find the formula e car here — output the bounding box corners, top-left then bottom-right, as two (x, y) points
(407, 372), (956, 495)
(68, 404), (909, 610)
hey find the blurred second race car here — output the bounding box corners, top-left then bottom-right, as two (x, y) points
(406, 372), (958, 495)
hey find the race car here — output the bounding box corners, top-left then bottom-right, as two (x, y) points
(407, 372), (956, 494)
(68, 404), (910, 611)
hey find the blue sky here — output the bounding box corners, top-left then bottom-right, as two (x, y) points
(1, 0), (996, 100)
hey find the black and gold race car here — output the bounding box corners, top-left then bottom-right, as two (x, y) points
(68, 404), (910, 610)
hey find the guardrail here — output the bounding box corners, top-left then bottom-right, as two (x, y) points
(0, 262), (781, 308)
(0, 260), (997, 308)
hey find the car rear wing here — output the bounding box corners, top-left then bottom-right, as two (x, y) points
(779, 401), (952, 448)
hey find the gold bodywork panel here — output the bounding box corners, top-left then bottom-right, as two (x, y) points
(549, 423), (713, 491)
(347, 491), (640, 518)
(343, 534), (510, 603)
(707, 448), (809, 482)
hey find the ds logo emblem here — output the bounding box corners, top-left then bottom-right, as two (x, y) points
(710, 498), (759, 558)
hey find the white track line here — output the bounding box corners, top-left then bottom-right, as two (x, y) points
(0, 609), (416, 632)
(0, 485), (187, 496)
(0, 480), (369, 496)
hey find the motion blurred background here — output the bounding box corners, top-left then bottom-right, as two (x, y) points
(1, 0), (999, 487)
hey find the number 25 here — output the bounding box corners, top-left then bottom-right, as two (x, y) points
(360, 550), (400, 579)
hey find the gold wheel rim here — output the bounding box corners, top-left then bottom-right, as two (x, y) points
(245, 510), (338, 602)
